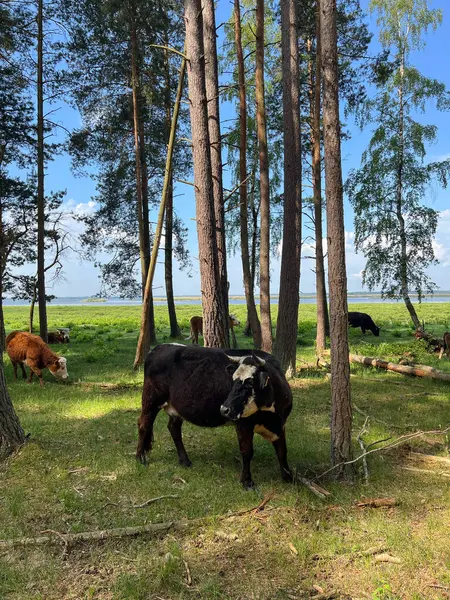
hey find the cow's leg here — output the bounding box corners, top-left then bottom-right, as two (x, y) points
(136, 406), (160, 465)
(272, 429), (292, 482)
(236, 424), (255, 489)
(28, 367), (43, 386)
(136, 379), (162, 465)
(439, 346), (444, 360)
(11, 362), (18, 380)
(167, 416), (192, 467)
(361, 327), (366, 334)
(20, 363), (27, 379)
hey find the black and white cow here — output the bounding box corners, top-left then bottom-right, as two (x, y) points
(136, 344), (293, 489)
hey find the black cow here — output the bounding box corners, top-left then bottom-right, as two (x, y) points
(348, 311), (380, 336)
(439, 332), (450, 360)
(136, 344), (293, 489)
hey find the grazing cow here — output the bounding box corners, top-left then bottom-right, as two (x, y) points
(136, 344), (292, 489)
(185, 314), (241, 345)
(6, 331), (68, 387)
(348, 311), (380, 336)
(47, 329), (70, 344)
(439, 332), (450, 360)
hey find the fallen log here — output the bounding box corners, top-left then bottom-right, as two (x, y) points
(348, 354), (450, 382)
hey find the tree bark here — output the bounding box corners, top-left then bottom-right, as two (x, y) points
(396, 49), (420, 330)
(133, 41), (187, 368)
(320, 0), (353, 477)
(234, 0), (261, 349)
(310, 7), (329, 353)
(163, 42), (181, 339)
(131, 23), (155, 355)
(36, 0), (48, 343)
(255, 0), (272, 353)
(184, 0), (227, 348)
(0, 196), (5, 353)
(165, 178), (180, 337)
(348, 354), (450, 382)
(203, 0), (229, 345)
(29, 282), (37, 333)
(0, 353), (25, 460)
(274, 0), (302, 376)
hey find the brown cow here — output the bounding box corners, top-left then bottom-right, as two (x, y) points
(47, 329), (70, 344)
(439, 332), (450, 360)
(185, 314), (240, 345)
(6, 331), (69, 387)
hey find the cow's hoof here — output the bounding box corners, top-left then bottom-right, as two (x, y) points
(281, 469), (293, 482)
(136, 454), (148, 466)
(242, 479), (256, 490)
(179, 458), (192, 467)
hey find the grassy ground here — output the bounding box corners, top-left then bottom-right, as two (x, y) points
(1, 303), (450, 600)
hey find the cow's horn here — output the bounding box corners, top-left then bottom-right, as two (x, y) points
(225, 354), (242, 363)
(254, 354), (266, 366)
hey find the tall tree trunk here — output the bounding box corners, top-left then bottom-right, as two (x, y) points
(36, 0), (47, 343)
(165, 177), (181, 337)
(274, 0), (302, 376)
(0, 353), (25, 460)
(163, 46), (181, 339)
(234, 0), (261, 349)
(131, 23), (154, 354)
(184, 0), (227, 348)
(29, 282), (37, 333)
(397, 49), (420, 330)
(310, 8), (330, 354)
(0, 195), (5, 353)
(203, 0), (229, 345)
(320, 0), (353, 477)
(133, 41), (187, 368)
(255, 0), (272, 353)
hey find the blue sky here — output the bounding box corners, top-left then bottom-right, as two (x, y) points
(38, 0), (449, 297)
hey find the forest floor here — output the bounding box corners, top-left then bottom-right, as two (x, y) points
(1, 303), (450, 600)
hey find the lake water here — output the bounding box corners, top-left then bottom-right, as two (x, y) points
(3, 295), (450, 307)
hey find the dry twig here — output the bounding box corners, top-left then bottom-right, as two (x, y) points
(133, 495), (179, 508)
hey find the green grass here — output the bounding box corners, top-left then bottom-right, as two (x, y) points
(1, 302), (450, 599)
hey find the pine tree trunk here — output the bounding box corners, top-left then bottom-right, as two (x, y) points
(29, 283), (37, 333)
(310, 7), (329, 353)
(0, 288), (5, 354)
(320, 0), (353, 477)
(274, 0), (302, 376)
(396, 50), (420, 330)
(131, 23), (154, 354)
(0, 353), (25, 460)
(0, 197), (5, 353)
(36, 0), (48, 343)
(203, 0), (229, 345)
(184, 0), (227, 348)
(255, 0), (272, 353)
(165, 178), (181, 338)
(234, 0), (261, 349)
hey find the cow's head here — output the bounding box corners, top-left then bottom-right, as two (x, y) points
(57, 328), (70, 343)
(49, 357), (69, 380)
(229, 314), (240, 328)
(373, 326), (380, 337)
(220, 354), (273, 420)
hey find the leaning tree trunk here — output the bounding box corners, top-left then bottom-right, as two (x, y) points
(255, 0), (272, 353)
(203, 0), (229, 345)
(133, 41), (187, 368)
(320, 0), (353, 477)
(184, 0), (227, 348)
(0, 198), (5, 352)
(36, 0), (48, 343)
(0, 353), (25, 460)
(234, 0), (261, 349)
(396, 49), (421, 331)
(274, 0), (302, 376)
(310, 7), (329, 354)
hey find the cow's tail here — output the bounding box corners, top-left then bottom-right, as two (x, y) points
(185, 325), (194, 341)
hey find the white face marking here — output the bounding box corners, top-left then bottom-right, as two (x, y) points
(254, 424), (279, 442)
(232, 363), (257, 382)
(261, 403), (275, 412)
(54, 357), (68, 379)
(168, 343), (186, 347)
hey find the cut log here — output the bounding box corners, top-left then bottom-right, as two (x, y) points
(348, 354), (450, 382)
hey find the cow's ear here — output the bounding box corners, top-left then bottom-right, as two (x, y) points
(226, 363), (238, 374)
(259, 372), (270, 388)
